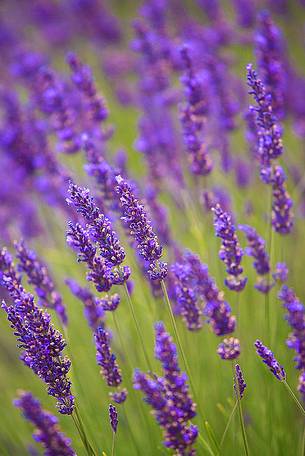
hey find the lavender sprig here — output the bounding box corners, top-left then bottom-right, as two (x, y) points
(254, 339), (286, 381)
(234, 364), (246, 399)
(217, 337), (241, 360)
(0, 250), (74, 414)
(15, 240), (67, 325)
(94, 326), (122, 388)
(115, 175), (167, 281)
(109, 404), (118, 433)
(14, 392), (75, 455)
(213, 204), (247, 291)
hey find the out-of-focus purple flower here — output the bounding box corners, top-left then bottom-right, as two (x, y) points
(234, 364), (246, 399)
(239, 224), (274, 294)
(270, 165), (294, 235)
(201, 187), (232, 216)
(234, 158), (252, 188)
(298, 372), (305, 402)
(217, 337), (241, 360)
(109, 388), (128, 404)
(0, 251), (74, 414)
(180, 45), (213, 176)
(115, 175), (167, 281)
(94, 326), (122, 387)
(232, 0), (255, 28)
(65, 278), (104, 329)
(15, 240), (67, 325)
(14, 392), (75, 455)
(171, 251), (236, 335)
(145, 184), (171, 246)
(255, 339), (286, 380)
(279, 285), (305, 372)
(134, 322), (197, 455)
(273, 262), (288, 283)
(67, 53), (108, 125)
(213, 204), (247, 292)
(109, 404), (118, 433)
(255, 10), (287, 119)
(247, 64), (283, 170)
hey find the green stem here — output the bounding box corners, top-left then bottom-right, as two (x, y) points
(283, 381), (305, 417)
(233, 366), (250, 456)
(74, 406), (97, 456)
(72, 412), (92, 456)
(220, 401), (238, 448)
(123, 283), (153, 372)
(111, 431), (115, 456)
(301, 424), (305, 456)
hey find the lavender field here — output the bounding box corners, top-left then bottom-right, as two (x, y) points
(1, 0), (305, 455)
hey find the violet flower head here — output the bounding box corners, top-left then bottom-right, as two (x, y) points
(270, 165), (294, 235)
(298, 372), (305, 402)
(279, 285), (305, 371)
(255, 339), (286, 380)
(0, 247), (23, 300)
(65, 278), (104, 329)
(255, 10), (287, 119)
(67, 182), (130, 283)
(15, 240), (67, 325)
(109, 404), (118, 433)
(273, 262), (288, 283)
(109, 388), (128, 405)
(0, 256), (74, 414)
(115, 175), (167, 281)
(14, 392), (75, 455)
(213, 204), (247, 292)
(247, 64), (283, 169)
(234, 364), (246, 399)
(66, 221), (112, 292)
(134, 322), (197, 454)
(67, 52), (108, 123)
(180, 45), (213, 176)
(217, 337), (240, 360)
(94, 326), (122, 387)
(239, 224), (273, 294)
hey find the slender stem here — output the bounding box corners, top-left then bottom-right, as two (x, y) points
(123, 283), (153, 372)
(301, 424), (305, 456)
(220, 401), (238, 448)
(72, 412), (92, 456)
(283, 381), (305, 417)
(111, 431), (115, 456)
(233, 365), (250, 456)
(74, 406), (97, 456)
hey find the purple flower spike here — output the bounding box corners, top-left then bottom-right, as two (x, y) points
(255, 339), (286, 381)
(273, 262), (288, 283)
(65, 278), (104, 329)
(234, 364), (246, 399)
(255, 10), (287, 119)
(67, 182), (131, 285)
(94, 326), (122, 387)
(66, 222), (112, 293)
(270, 165), (294, 235)
(213, 205), (247, 292)
(180, 45), (213, 176)
(0, 254), (74, 414)
(109, 388), (128, 404)
(14, 392), (75, 455)
(134, 322), (197, 454)
(109, 404), (118, 433)
(115, 175), (167, 281)
(15, 240), (67, 325)
(279, 285), (305, 371)
(217, 337), (241, 360)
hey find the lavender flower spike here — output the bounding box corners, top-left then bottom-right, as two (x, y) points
(213, 204), (247, 291)
(239, 224), (273, 294)
(217, 337), (241, 360)
(15, 240), (67, 325)
(115, 175), (167, 281)
(0, 253), (74, 414)
(134, 322), (197, 455)
(109, 404), (118, 433)
(94, 326), (122, 387)
(255, 339), (286, 381)
(14, 392), (75, 455)
(234, 364), (246, 399)
(67, 182), (130, 284)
